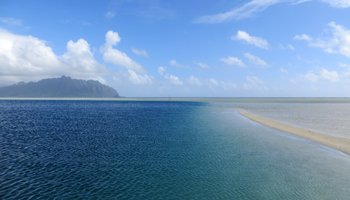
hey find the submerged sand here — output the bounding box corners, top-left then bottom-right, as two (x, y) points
(239, 109), (350, 155)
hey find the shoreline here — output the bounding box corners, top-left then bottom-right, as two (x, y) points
(2, 97), (350, 103)
(238, 109), (350, 155)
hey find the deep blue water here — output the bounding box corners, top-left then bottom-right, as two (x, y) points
(0, 100), (349, 199)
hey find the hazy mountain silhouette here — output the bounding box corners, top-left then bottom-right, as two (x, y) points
(0, 76), (119, 98)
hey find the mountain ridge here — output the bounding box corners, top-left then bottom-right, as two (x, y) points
(0, 76), (119, 98)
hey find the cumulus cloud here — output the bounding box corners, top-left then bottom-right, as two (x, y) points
(131, 48), (149, 58)
(221, 56), (245, 67)
(105, 30), (120, 45)
(0, 29), (60, 74)
(194, 0), (350, 23)
(157, 66), (183, 85)
(244, 53), (268, 66)
(314, 22), (350, 57)
(166, 75), (183, 86)
(127, 70), (153, 85)
(102, 30), (144, 73)
(304, 69), (339, 82)
(317, 69), (339, 81)
(233, 30), (269, 49)
(61, 39), (105, 75)
(0, 29), (104, 85)
(294, 34), (312, 41)
(296, 22), (350, 57)
(101, 31), (153, 85)
(0, 29), (153, 88)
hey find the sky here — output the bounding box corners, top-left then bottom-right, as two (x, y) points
(1, 0), (350, 97)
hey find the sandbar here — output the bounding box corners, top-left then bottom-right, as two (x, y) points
(238, 109), (350, 155)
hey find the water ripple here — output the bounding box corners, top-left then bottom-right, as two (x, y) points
(0, 100), (349, 199)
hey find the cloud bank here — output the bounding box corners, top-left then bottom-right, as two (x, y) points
(0, 29), (105, 85)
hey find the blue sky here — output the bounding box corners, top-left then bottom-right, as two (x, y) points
(1, 0), (350, 97)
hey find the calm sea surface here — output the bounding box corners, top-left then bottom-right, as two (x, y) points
(0, 100), (349, 199)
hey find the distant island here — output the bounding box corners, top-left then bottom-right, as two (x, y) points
(0, 76), (119, 98)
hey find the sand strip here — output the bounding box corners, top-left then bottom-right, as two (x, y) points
(238, 109), (350, 155)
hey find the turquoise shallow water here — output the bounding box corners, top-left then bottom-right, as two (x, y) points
(226, 99), (350, 139)
(0, 100), (349, 199)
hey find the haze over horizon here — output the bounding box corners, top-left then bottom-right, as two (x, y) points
(1, 0), (350, 97)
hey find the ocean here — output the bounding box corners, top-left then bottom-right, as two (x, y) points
(0, 100), (349, 199)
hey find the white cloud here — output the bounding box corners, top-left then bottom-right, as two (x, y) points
(280, 44), (295, 50)
(105, 11), (116, 19)
(208, 78), (219, 87)
(0, 29), (104, 85)
(127, 70), (153, 85)
(279, 43), (296, 50)
(158, 66), (166, 76)
(320, 69), (339, 81)
(233, 30), (269, 49)
(102, 30), (144, 73)
(322, 0), (350, 8)
(102, 31), (154, 85)
(221, 56), (245, 67)
(188, 75), (202, 86)
(304, 71), (320, 82)
(304, 69), (339, 82)
(169, 59), (185, 68)
(297, 22), (350, 57)
(0, 29), (60, 76)
(61, 39), (104, 75)
(294, 34), (312, 41)
(131, 48), (149, 58)
(194, 0), (350, 23)
(0, 17), (22, 26)
(195, 62), (210, 69)
(244, 53), (268, 66)
(105, 30), (121, 46)
(167, 75), (183, 85)
(157, 66), (183, 85)
(194, 0), (280, 23)
(315, 22), (350, 57)
(0, 29), (153, 88)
